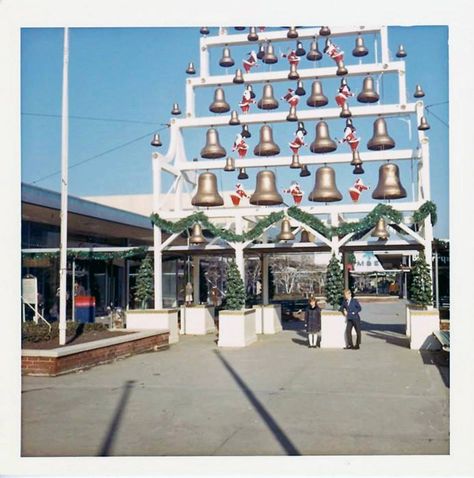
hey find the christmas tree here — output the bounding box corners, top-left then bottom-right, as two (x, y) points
(326, 254), (344, 309)
(225, 261), (246, 310)
(134, 254), (154, 309)
(410, 251), (433, 307)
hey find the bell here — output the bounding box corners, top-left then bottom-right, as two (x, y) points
(250, 170), (283, 205)
(254, 125), (280, 156)
(200, 128), (227, 158)
(288, 63), (299, 80)
(209, 87), (231, 113)
(414, 84), (425, 98)
(352, 36), (368, 57)
(219, 47), (235, 68)
(295, 80), (306, 96)
(286, 105), (298, 122)
(246, 84), (256, 99)
(191, 172), (224, 207)
(308, 166), (343, 202)
(371, 217), (389, 240)
(171, 103), (181, 115)
(257, 43), (265, 59)
(300, 230), (310, 242)
(229, 110), (240, 125)
(353, 163), (365, 174)
(247, 27), (259, 42)
(199, 27), (210, 35)
(339, 102), (352, 118)
(306, 39), (322, 61)
(233, 69), (244, 84)
(287, 27), (298, 39)
(238, 167), (249, 180)
(224, 157), (235, 172)
(297, 121), (307, 135)
(263, 41), (278, 64)
(372, 163), (407, 200)
(150, 133), (162, 147)
(306, 81), (328, 107)
(351, 150), (362, 166)
(300, 164), (311, 177)
(186, 62), (196, 74)
(396, 44), (407, 58)
(234, 27), (246, 31)
(310, 121), (337, 153)
(418, 116), (430, 131)
(336, 60), (348, 76)
(295, 41), (306, 56)
(367, 118), (395, 150)
(241, 124), (251, 138)
(319, 26), (331, 36)
(190, 224), (207, 245)
(277, 218), (295, 241)
(257, 83), (279, 110)
(290, 153), (301, 169)
(357, 75), (380, 103)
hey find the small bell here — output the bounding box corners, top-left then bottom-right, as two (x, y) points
(351, 150), (362, 166)
(254, 125), (280, 156)
(306, 39), (322, 61)
(191, 172), (224, 207)
(257, 83), (279, 110)
(233, 68), (245, 84)
(300, 230), (310, 242)
(295, 80), (306, 96)
(224, 157), (235, 172)
(190, 224), (207, 245)
(367, 118), (395, 150)
(150, 134), (162, 147)
(257, 43), (265, 60)
(229, 110), (240, 125)
(336, 60), (348, 76)
(371, 217), (390, 240)
(263, 41), (278, 64)
(300, 164), (311, 177)
(306, 80), (328, 107)
(418, 116), (430, 131)
(288, 63), (299, 80)
(290, 153), (301, 168)
(199, 27), (210, 35)
(396, 44), (407, 58)
(308, 166), (342, 202)
(296, 121), (307, 135)
(319, 26), (331, 36)
(353, 163), (365, 174)
(209, 87), (231, 113)
(287, 27), (298, 39)
(357, 75), (380, 103)
(200, 128), (227, 158)
(414, 84), (425, 98)
(234, 27), (246, 31)
(295, 41), (306, 56)
(219, 47), (235, 68)
(246, 84), (256, 99)
(277, 218), (295, 241)
(238, 167), (249, 180)
(286, 105), (298, 122)
(171, 103), (181, 115)
(310, 121), (337, 153)
(186, 62), (196, 75)
(352, 36), (369, 57)
(372, 163), (407, 200)
(339, 102), (352, 118)
(250, 170), (283, 205)
(241, 124), (251, 138)
(247, 27), (259, 42)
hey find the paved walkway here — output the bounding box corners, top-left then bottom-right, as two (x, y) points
(22, 300), (449, 456)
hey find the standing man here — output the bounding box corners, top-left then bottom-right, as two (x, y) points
(340, 288), (362, 349)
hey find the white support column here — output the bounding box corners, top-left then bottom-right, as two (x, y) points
(193, 255), (200, 304)
(380, 26), (389, 64)
(200, 39), (210, 78)
(398, 69), (407, 106)
(330, 212), (340, 258)
(234, 245), (245, 280)
(185, 79), (195, 118)
(262, 254), (269, 305)
(152, 152), (163, 309)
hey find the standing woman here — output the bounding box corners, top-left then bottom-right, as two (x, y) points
(305, 296), (321, 348)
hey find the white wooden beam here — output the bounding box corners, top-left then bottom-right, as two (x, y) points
(290, 217), (332, 248)
(395, 222), (425, 245)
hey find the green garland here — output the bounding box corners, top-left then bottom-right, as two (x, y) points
(413, 200), (437, 226)
(286, 206), (331, 237)
(22, 246), (149, 261)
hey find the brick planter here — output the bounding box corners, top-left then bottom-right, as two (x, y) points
(22, 330), (169, 376)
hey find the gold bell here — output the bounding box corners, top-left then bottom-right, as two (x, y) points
(200, 128), (227, 158)
(247, 27), (259, 42)
(277, 218), (295, 241)
(219, 47), (234, 68)
(396, 44), (407, 58)
(319, 26), (331, 36)
(171, 103), (181, 115)
(288, 63), (299, 80)
(250, 170), (283, 206)
(150, 134), (162, 147)
(339, 102), (352, 118)
(233, 68), (245, 84)
(295, 80), (305, 96)
(353, 163), (365, 174)
(306, 39), (322, 61)
(310, 121), (337, 154)
(295, 41), (306, 56)
(414, 85), (425, 98)
(290, 153), (301, 169)
(351, 150), (362, 166)
(190, 224), (207, 245)
(306, 80), (328, 107)
(336, 60), (348, 76)
(257, 83), (279, 110)
(300, 230), (310, 242)
(241, 124), (251, 138)
(234, 27), (246, 31)
(300, 164), (311, 177)
(191, 172), (224, 207)
(286, 105), (298, 122)
(254, 125), (280, 156)
(287, 27), (298, 39)
(357, 75), (380, 103)
(372, 163), (407, 200)
(224, 157), (235, 172)
(418, 116), (430, 131)
(229, 110), (240, 125)
(371, 217), (390, 240)
(186, 62), (196, 74)
(352, 36), (368, 57)
(308, 166), (343, 202)
(209, 87), (230, 113)
(263, 41), (278, 64)
(367, 118), (395, 150)
(238, 167), (249, 180)
(257, 43), (265, 59)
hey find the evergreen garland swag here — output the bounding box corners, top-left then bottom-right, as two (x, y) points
(225, 261), (246, 310)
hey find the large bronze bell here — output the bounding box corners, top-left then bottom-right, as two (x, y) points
(371, 217), (389, 240)
(414, 84), (425, 98)
(209, 87), (230, 113)
(186, 62), (196, 74)
(306, 39), (322, 61)
(357, 75), (379, 103)
(290, 153), (301, 169)
(263, 41), (278, 64)
(309, 166), (342, 202)
(367, 118), (395, 150)
(257, 83), (279, 110)
(295, 41), (306, 56)
(238, 167), (249, 180)
(277, 218), (295, 241)
(150, 133), (162, 147)
(352, 36), (368, 57)
(241, 124), (251, 138)
(219, 47), (234, 67)
(336, 60), (348, 76)
(295, 80), (305, 96)
(319, 26), (331, 36)
(372, 163), (407, 200)
(224, 157), (235, 172)
(396, 44), (407, 58)
(250, 170), (283, 206)
(254, 125), (280, 156)
(199, 27), (210, 35)
(229, 110), (240, 125)
(306, 80), (328, 107)
(190, 224), (207, 245)
(287, 27), (298, 39)
(300, 164), (311, 177)
(288, 63), (299, 80)
(233, 68), (244, 84)
(200, 128), (226, 158)
(191, 172), (224, 207)
(300, 230), (310, 242)
(351, 150), (362, 166)
(286, 105), (298, 121)
(171, 103), (181, 115)
(247, 27), (258, 42)
(418, 116), (430, 131)
(310, 121), (337, 153)
(339, 102), (352, 118)
(257, 43), (265, 59)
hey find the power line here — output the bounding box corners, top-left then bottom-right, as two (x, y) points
(425, 109), (449, 128)
(22, 112), (159, 125)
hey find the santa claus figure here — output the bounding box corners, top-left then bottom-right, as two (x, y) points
(239, 87), (256, 113)
(289, 123), (307, 154)
(232, 133), (249, 159)
(230, 183), (249, 206)
(335, 78), (354, 107)
(281, 88), (299, 107)
(258, 27), (266, 32)
(282, 49), (300, 66)
(348, 178), (369, 202)
(242, 51), (258, 73)
(283, 181), (304, 205)
(324, 38), (344, 63)
(338, 119), (360, 152)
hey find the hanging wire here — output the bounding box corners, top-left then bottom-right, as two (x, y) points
(22, 112), (160, 125)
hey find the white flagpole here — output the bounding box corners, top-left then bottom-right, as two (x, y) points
(59, 27), (69, 345)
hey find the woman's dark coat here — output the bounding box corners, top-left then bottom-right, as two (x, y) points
(305, 305), (321, 333)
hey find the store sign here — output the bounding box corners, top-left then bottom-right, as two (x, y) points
(22, 277), (38, 305)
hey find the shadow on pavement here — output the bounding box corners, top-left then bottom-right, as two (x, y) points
(291, 338), (308, 347)
(420, 350), (450, 388)
(365, 330), (410, 348)
(361, 320), (406, 334)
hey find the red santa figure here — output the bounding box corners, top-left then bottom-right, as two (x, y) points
(335, 77), (354, 107)
(281, 49), (300, 66)
(338, 119), (360, 152)
(230, 183), (249, 206)
(289, 122), (307, 154)
(283, 181), (304, 205)
(323, 38), (344, 63)
(239, 88), (256, 113)
(348, 178), (369, 202)
(281, 88), (299, 107)
(258, 27), (266, 32)
(242, 50), (258, 73)
(232, 133), (249, 159)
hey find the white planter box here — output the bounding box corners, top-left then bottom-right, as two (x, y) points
(406, 306), (441, 350)
(126, 309), (179, 344)
(218, 309), (257, 347)
(253, 305), (264, 334)
(321, 309), (346, 348)
(263, 304), (282, 334)
(183, 305), (216, 335)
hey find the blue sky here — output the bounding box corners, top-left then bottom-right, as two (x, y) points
(21, 26), (449, 237)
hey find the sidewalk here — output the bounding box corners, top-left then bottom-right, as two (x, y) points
(21, 300), (449, 456)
